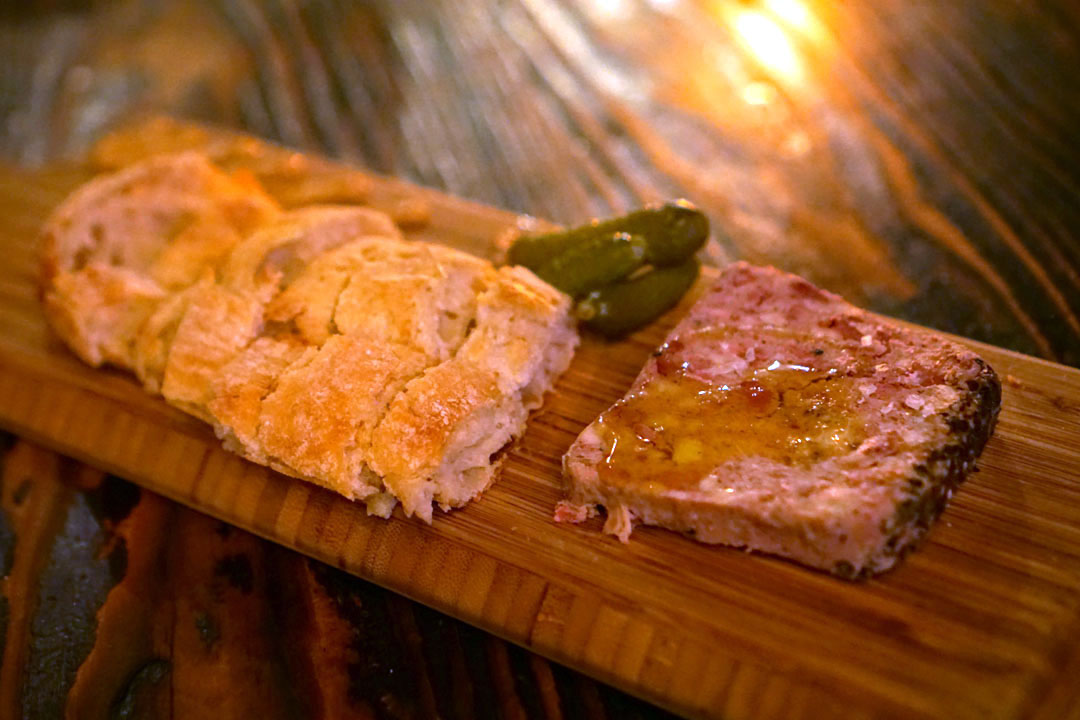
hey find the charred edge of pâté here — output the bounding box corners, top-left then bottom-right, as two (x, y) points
(833, 358), (1002, 580)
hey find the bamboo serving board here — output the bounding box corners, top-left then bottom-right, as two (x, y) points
(1, 142), (1079, 719)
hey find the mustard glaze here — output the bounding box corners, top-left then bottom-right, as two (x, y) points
(595, 361), (866, 493)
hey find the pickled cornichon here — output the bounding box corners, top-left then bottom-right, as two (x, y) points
(576, 257), (700, 338)
(533, 232), (647, 298)
(507, 200), (708, 270)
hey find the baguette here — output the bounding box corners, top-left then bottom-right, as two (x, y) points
(41, 152), (578, 520)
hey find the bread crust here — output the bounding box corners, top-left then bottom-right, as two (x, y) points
(560, 262), (1001, 577)
(372, 266), (579, 520)
(155, 206), (407, 407)
(40, 151), (279, 367)
(41, 152), (578, 521)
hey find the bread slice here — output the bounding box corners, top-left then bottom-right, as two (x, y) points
(219, 243), (576, 518)
(559, 262), (1000, 577)
(153, 205), (405, 410)
(40, 151), (280, 368)
(371, 266), (580, 520)
(41, 152), (579, 521)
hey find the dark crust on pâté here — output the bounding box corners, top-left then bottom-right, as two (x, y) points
(838, 358), (1002, 579)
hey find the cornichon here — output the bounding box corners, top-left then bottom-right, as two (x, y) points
(533, 232), (647, 298)
(507, 200), (708, 270)
(576, 257), (700, 338)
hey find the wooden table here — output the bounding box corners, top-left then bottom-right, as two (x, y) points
(1, 2), (1078, 718)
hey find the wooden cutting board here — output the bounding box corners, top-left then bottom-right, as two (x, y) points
(1, 139), (1079, 720)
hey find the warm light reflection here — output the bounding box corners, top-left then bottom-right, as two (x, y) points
(733, 10), (803, 82)
(588, 0), (634, 21)
(764, 0), (813, 32)
(741, 81), (778, 106)
(781, 129), (812, 157)
(765, 0), (827, 44)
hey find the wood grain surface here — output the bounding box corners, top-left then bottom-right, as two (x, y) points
(1, 130), (1079, 720)
(4, 0), (1080, 366)
(3, 2), (1080, 718)
(0, 438), (671, 720)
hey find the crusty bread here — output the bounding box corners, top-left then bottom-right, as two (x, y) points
(41, 152), (579, 520)
(151, 205), (405, 407)
(372, 266), (580, 520)
(559, 263), (1000, 577)
(41, 151), (280, 368)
